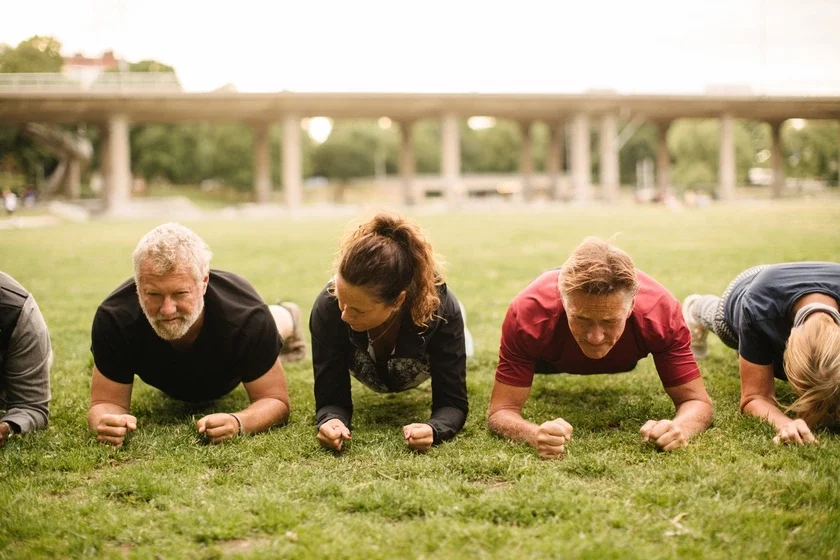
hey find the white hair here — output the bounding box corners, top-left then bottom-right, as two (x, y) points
(132, 223), (212, 284)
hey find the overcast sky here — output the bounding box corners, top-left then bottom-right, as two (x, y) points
(3, 0), (839, 94)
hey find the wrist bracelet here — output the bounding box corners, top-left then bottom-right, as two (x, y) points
(229, 413), (244, 436)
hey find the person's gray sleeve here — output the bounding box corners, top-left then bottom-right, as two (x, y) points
(2, 294), (52, 434)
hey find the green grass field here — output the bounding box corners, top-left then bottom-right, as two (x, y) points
(1, 201), (839, 559)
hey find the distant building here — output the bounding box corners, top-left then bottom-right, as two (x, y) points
(62, 51), (121, 87)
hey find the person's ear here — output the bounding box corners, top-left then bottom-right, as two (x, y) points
(395, 290), (407, 309)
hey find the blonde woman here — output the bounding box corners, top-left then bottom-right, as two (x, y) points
(310, 212), (471, 453)
(487, 237), (713, 459)
(683, 262), (840, 445)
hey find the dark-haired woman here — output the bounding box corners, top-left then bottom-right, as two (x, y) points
(310, 212), (471, 452)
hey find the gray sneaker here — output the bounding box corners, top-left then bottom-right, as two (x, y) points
(682, 294), (708, 360)
(278, 301), (307, 363)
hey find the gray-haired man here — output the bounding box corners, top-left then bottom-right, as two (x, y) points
(88, 223), (304, 446)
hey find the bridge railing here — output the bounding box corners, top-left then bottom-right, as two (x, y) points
(0, 72), (182, 93)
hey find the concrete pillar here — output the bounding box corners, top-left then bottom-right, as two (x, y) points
(253, 123), (272, 204)
(441, 113), (462, 205)
(655, 120), (672, 195)
(547, 120), (565, 200)
(64, 158), (81, 200)
(719, 113), (736, 201)
(600, 114), (619, 202)
(570, 113), (591, 203)
(282, 114), (302, 209)
(398, 120), (418, 206)
(104, 114), (131, 212)
(519, 120), (534, 201)
(770, 120), (784, 199)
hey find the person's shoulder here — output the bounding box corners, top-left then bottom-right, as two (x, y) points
(96, 277), (140, 317)
(0, 271), (28, 300)
(93, 277), (144, 340)
(631, 270), (682, 335)
(310, 280), (342, 333)
(311, 280), (340, 316)
(208, 269), (263, 301)
(633, 270), (678, 309)
(0, 272), (29, 319)
(511, 270), (561, 314)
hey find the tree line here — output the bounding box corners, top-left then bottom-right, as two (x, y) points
(1, 36), (838, 197)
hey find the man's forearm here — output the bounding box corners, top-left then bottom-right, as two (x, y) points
(742, 397), (791, 433)
(673, 399), (714, 440)
(87, 402), (130, 431)
(488, 410), (539, 447)
(236, 398), (289, 435)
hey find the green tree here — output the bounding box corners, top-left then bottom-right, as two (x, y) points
(0, 35), (63, 73)
(0, 36), (65, 191)
(311, 120), (387, 202)
(782, 120), (840, 184)
(668, 119), (754, 190)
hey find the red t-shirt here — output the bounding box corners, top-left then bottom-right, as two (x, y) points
(495, 270), (700, 388)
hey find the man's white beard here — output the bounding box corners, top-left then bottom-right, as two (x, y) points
(140, 297), (205, 341)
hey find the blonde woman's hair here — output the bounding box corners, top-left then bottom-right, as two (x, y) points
(784, 313), (840, 426)
(335, 212), (444, 327)
(133, 223), (212, 284)
(560, 236), (639, 299)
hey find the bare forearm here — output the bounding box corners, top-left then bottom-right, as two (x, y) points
(488, 410), (539, 447)
(742, 397), (791, 433)
(672, 399), (714, 440)
(87, 402), (130, 430)
(236, 398), (289, 435)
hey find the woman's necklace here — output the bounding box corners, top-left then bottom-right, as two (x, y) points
(367, 309), (400, 345)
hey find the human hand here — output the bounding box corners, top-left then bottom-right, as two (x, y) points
(95, 414), (137, 447)
(640, 419), (687, 451)
(773, 418), (818, 446)
(536, 418), (573, 460)
(196, 413), (241, 444)
(317, 418), (351, 451)
(0, 422), (11, 447)
(403, 423), (434, 452)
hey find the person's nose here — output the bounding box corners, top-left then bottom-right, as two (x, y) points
(160, 296), (177, 317)
(340, 305), (352, 323)
(586, 327), (605, 345)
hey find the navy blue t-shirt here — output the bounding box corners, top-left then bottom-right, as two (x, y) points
(725, 262), (840, 379)
(91, 270), (282, 402)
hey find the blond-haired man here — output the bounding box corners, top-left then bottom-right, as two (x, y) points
(488, 237), (713, 459)
(88, 223), (304, 446)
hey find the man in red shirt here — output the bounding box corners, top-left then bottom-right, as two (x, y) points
(487, 237), (713, 459)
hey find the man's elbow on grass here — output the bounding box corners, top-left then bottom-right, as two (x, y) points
(486, 409), (507, 438)
(270, 395), (291, 427)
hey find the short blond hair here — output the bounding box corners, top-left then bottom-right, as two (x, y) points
(560, 237), (639, 299)
(133, 223), (212, 284)
(784, 313), (840, 426)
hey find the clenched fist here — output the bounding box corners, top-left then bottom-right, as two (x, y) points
(640, 419), (687, 451)
(318, 418), (351, 451)
(197, 413), (241, 444)
(95, 414), (137, 447)
(536, 418), (573, 460)
(403, 423), (434, 452)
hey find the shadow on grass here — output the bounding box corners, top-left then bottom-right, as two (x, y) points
(528, 380), (669, 432)
(352, 385), (435, 428)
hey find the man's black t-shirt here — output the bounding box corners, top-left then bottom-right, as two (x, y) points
(724, 262), (840, 379)
(91, 270), (282, 402)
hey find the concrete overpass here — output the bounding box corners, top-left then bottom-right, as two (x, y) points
(2, 81), (839, 211)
